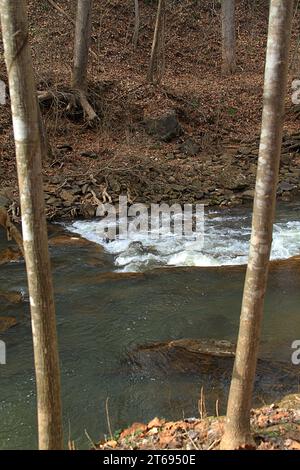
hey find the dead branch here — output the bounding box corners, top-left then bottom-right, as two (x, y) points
(0, 206), (24, 255)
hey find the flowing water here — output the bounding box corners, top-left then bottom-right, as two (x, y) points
(0, 202), (300, 449)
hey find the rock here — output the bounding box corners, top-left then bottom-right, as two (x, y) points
(278, 181), (296, 192)
(0, 316), (18, 333)
(178, 138), (200, 156)
(0, 194), (10, 208)
(49, 233), (103, 252)
(81, 271), (145, 286)
(144, 110), (183, 142)
(0, 291), (23, 304)
(81, 183), (89, 194)
(281, 191), (293, 202)
(218, 171), (248, 191)
(80, 203), (95, 218)
(57, 144), (73, 151)
(241, 189), (255, 199)
(0, 247), (22, 265)
(172, 184), (185, 192)
(238, 147), (252, 155)
(125, 338), (299, 400)
(60, 190), (76, 204)
(281, 153), (292, 166)
(80, 151), (98, 159)
(46, 196), (59, 205)
(107, 176), (120, 193)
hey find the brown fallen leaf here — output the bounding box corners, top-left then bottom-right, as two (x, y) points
(285, 439), (300, 450)
(104, 440), (118, 448)
(120, 422), (147, 439)
(148, 417), (166, 429)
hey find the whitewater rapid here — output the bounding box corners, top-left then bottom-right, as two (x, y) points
(65, 207), (300, 272)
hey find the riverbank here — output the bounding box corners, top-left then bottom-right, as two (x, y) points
(96, 395), (300, 451)
(1, 1), (300, 221)
(1, 131), (300, 222)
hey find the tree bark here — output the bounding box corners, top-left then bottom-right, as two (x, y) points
(37, 98), (52, 160)
(220, 0), (294, 450)
(133, 0), (140, 49)
(221, 0), (236, 75)
(72, 0), (93, 90)
(0, 0), (63, 450)
(147, 0), (166, 84)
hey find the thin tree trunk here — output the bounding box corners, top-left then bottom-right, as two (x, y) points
(72, 0), (93, 90)
(0, 0), (63, 450)
(37, 99), (52, 160)
(221, 0), (236, 75)
(220, 0), (294, 450)
(147, 0), (166, 84)
(133, 0), (140, 49)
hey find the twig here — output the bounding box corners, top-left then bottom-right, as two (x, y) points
(198, 386), (207, 420)
(215, 398), (219, 418)
(105, 397), (113, 440)
(68, 420), (76, 450)
(84, 429), (97, 450)
(183, 431), (199, 450)
(207, 438), (221, 450)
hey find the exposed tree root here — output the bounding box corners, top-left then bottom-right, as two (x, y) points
(38, 87), (98, 123)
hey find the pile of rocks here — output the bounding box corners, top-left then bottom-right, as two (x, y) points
(1, 132), (299, 221)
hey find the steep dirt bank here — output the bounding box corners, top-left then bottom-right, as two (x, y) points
(1, 1), (300, 220)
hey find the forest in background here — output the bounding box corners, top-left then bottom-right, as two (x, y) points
(1, 0), (300, 220)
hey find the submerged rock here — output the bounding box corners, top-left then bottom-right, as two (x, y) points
(0, 291), (23, 304)
(48, 233), (103, 252)
(0, 316), (18, 333)
(126, 338), (236, 375)
(0, 247), (22, 265)
(126, 338), (300, 401)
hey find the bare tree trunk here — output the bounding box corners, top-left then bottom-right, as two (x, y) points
(221, 0), (236, 74)
(220, 0), (294, 450)
(0, 0), (63, 450)
(133, 0), (140, 49)
(72, 0), (97, 121)
(37, 99), (52, 160)
(72, 0), (93, 90)
(147, 0), (166, 84)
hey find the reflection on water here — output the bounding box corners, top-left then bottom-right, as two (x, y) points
(0, 203), (300, 449)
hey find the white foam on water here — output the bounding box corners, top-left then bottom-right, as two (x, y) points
(64, 208), (300, 272)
